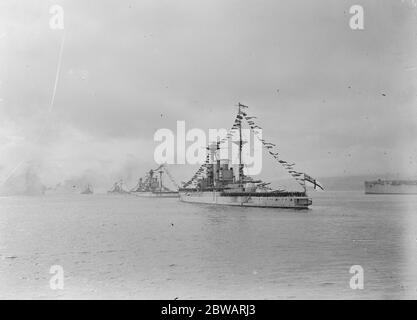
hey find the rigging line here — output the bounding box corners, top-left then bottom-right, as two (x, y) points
(2, 32), (66, 185)
(2, 31), (67, 185)
(1, 161), (24, 184)
(48, 31), (66, 113)
(243, 113), (305, 187)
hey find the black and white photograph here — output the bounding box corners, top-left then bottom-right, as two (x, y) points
(1, 0), (417, 303)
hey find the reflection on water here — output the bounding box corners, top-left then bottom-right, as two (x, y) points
(0, 191), (416, 299)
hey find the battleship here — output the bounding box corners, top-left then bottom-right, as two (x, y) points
(179, 103), (323, 209)
(365, 179), (417, 194)
(81, 184), (93, 194)
(130, 164), (179, 198)
(45, 181), (80, 195)
(107, 180), (129, 194)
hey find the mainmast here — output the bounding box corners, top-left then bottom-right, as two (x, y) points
(238, 102), (244, 184)
(159, 169), (163, 192)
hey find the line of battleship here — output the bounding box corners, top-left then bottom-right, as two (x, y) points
(365, 179), (417, 194)
(81, 184), (93, 194)
(107, 180), (130, 194)
(129, 164), (179, 198)
(179, 103), (323, 209)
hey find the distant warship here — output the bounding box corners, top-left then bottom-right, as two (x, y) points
(130, 164), (179, 198)
(81, 184), (93, 194)
(107, 180), (129, 194)
(365, 179), (417, 194)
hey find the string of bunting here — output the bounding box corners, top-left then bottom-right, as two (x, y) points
(182, 104), (323, 191)
(240, 107), (323, 190)
(182, 108), (243, 188)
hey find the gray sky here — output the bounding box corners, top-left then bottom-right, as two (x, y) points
(1, 0), (417, 189)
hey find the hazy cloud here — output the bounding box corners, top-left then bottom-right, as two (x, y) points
(1, 0), (416, 189)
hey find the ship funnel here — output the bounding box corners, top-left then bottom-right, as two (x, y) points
(220, 159), (229, 171)
(208, 142), (219, 163)
(208, 143), (218, 151)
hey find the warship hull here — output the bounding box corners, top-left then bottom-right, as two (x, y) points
(130, 191), (179, 198)
(179, 190), (312, 209)
(365, 180), (417, 194)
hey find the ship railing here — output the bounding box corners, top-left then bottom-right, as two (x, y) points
(220, 191), (308, 197)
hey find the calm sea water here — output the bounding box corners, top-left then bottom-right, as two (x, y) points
(1, 191), (417, 299)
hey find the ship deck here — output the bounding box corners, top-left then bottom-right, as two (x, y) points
(220, 191), (307, 197)
(179, 189), (307, 198)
